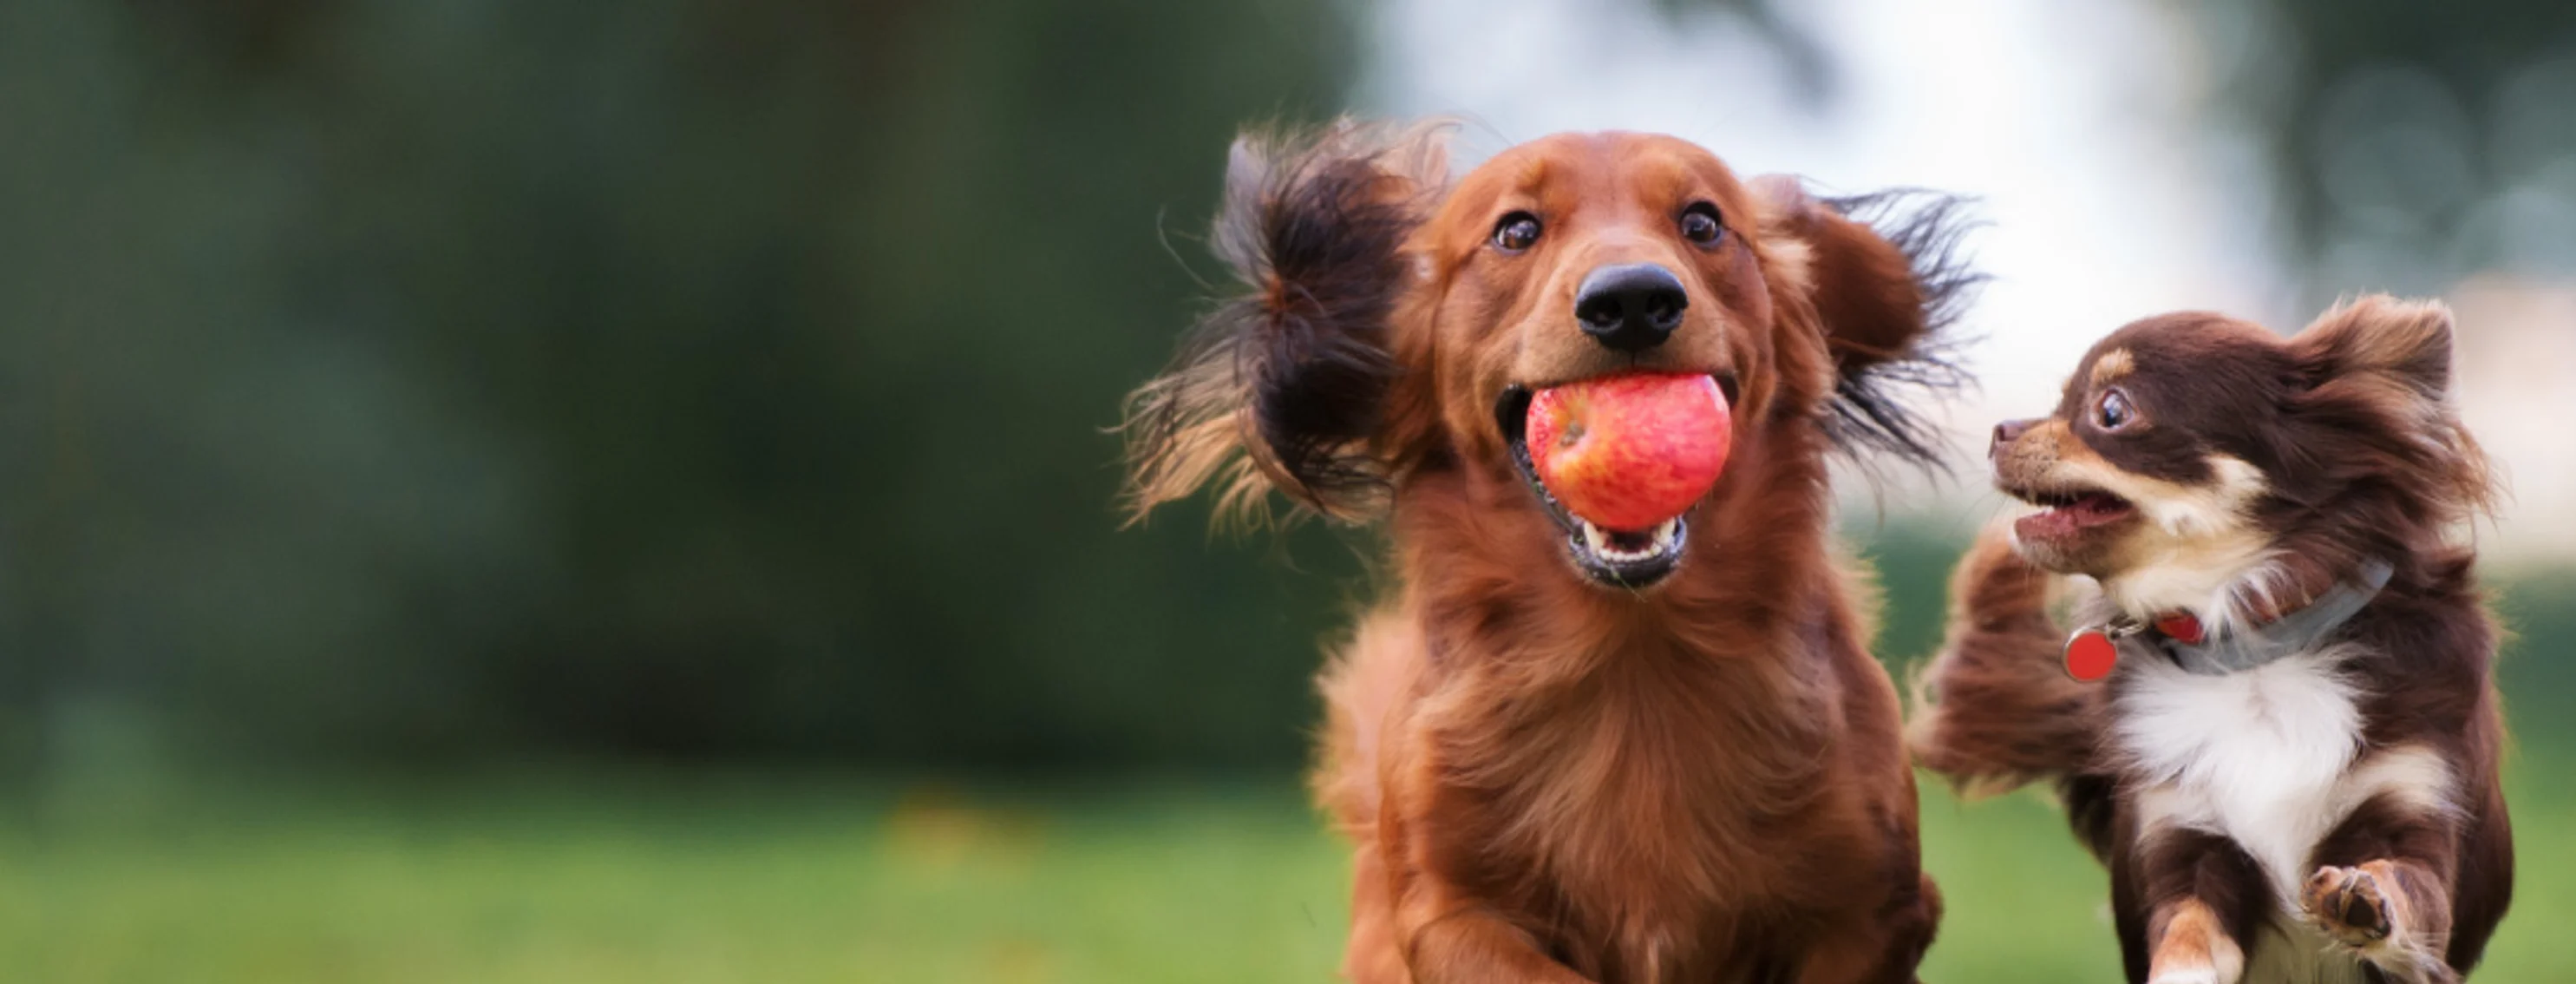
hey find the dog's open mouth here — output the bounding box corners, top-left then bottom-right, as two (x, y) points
(2006, 482), (2138, 543)
(1495, 385), (1691, 588)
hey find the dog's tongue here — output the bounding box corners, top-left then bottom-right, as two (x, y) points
(1527, 373), (1733, 532)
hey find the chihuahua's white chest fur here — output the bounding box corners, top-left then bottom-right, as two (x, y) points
(2116, 647), (2365, 903)
(2114, 646), (2455, 981)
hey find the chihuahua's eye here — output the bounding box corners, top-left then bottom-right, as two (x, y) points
(1679, 202), (1723, 246)
(2094, 388), (2137, 430)
(1493, 212), (1541, 253)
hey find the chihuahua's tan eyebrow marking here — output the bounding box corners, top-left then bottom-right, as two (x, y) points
(2090, 348), (2135, 386)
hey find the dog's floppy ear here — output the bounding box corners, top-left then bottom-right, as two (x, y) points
(1121, 120), (1448, 527)
(1751, 176), (1980, 467)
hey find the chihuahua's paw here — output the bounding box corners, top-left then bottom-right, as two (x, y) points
(2146, 898), (2245, 984)
(2147, 969), (2224, 984)
(2305, 864), (2393, 947)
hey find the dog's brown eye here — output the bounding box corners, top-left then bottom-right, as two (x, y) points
(2095, 388), (2137, 430)
(1493, 212), (1541, 253)
(1679, 203), (1723, 246)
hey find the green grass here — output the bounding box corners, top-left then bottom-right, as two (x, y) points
(0, 777), (1350, 984)
(0, 763), (2568, 983)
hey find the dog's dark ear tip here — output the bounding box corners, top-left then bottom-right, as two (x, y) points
(1792, 187), (1983, 475)
(1120, 119), (1443, 532)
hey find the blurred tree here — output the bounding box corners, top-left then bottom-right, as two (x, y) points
(0, 0), (1383, 774)
(2187, 0), (2576, 298)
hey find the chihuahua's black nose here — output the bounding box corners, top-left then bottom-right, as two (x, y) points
(1991, 418), (2037, 458)
(1574, 264), (1687, 352)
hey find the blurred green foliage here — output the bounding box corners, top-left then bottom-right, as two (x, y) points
(0, 0), (1378, 774)
(2188, 0), (2576, 297)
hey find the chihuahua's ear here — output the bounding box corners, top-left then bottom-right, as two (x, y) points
(2289, 294), (2498, 520)
(2291, 294), (2455, 400)
(1121, 119), (1449, 528)
(1753, 176), (1980, 466)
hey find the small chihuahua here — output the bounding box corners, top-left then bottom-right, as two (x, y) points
(1912, 296), (2512, 984)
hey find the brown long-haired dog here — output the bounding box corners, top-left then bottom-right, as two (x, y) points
(1912, 298), (2513, 983)
(1122, 120), (1976, 983)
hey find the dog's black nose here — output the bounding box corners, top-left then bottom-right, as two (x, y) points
(1574, 264), (1687, 352)
(1991, 418), (2036, 458)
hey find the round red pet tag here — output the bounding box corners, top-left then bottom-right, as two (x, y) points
(2063, 629), (2117, 682)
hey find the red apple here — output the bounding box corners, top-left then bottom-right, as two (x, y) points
(1527, 372), (1732, 531)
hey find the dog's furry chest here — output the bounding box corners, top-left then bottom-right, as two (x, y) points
(1445, 668), (1840, 981)
(1499, 771), (1807, 984)
(2110, 645), (2464, 981)
(2111, 647), (2372, 908)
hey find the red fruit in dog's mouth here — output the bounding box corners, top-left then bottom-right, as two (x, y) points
(1527, 373), (1732, 533)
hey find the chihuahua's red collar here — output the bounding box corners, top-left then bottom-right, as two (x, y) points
(2061, 560), (2396, 681)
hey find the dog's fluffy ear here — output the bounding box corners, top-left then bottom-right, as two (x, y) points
(2292, 294), (2455, 400)
(2287, 294), (2499, 522)
(1752, 176), (1980, 467)
(1121, 119), (1448, 528)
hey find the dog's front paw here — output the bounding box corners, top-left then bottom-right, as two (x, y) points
(2146, 971), (2220, 984)
(2304, 864), (2393, 947)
